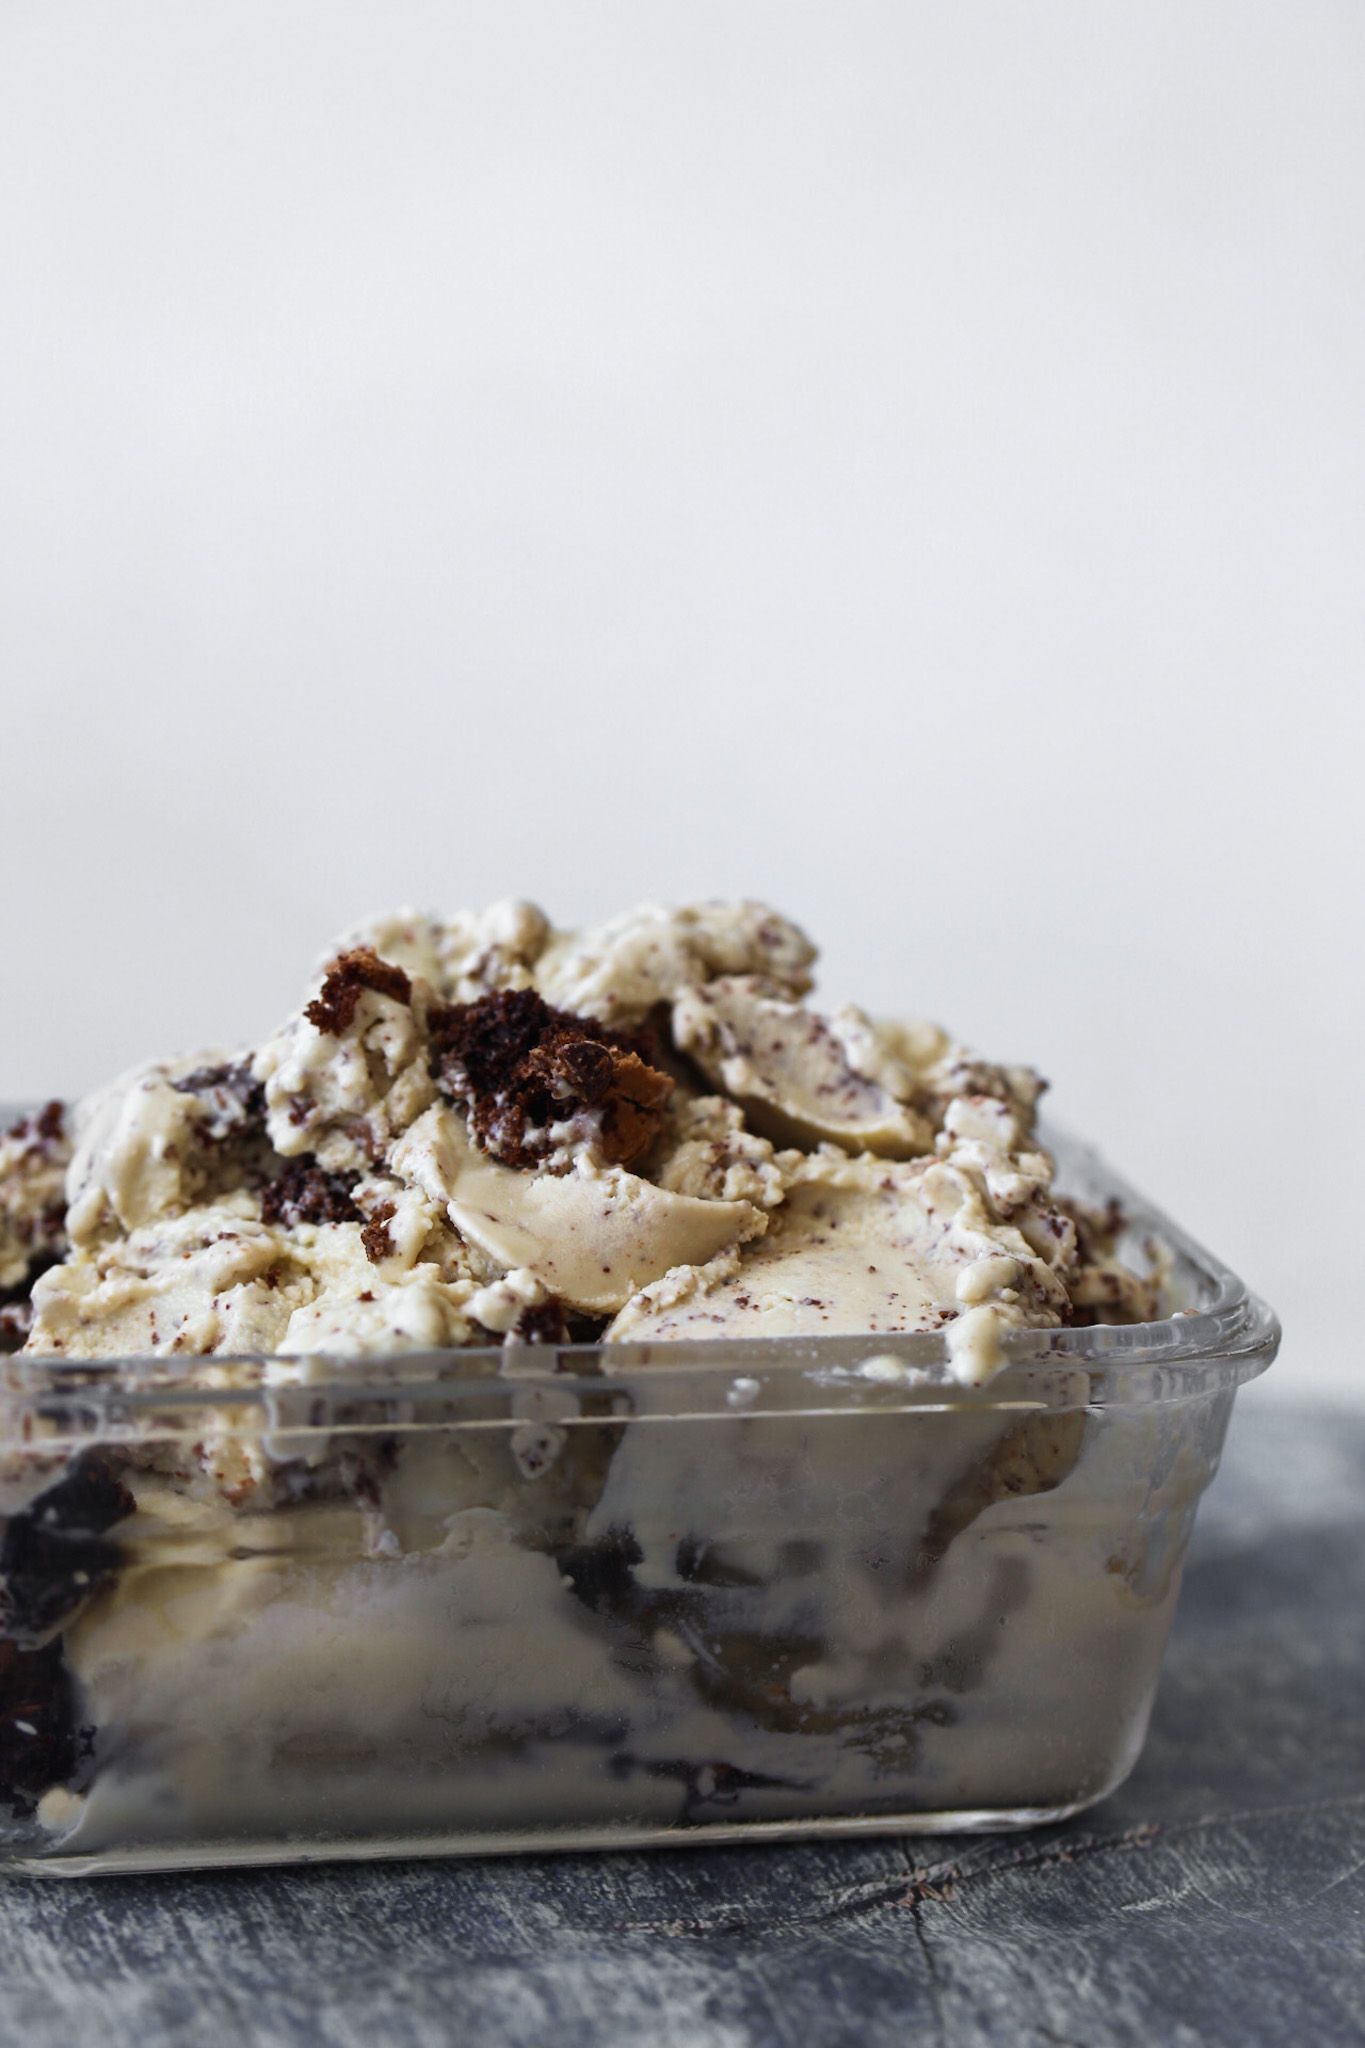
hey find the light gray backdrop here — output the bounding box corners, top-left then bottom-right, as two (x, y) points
(1, 2), (1360, 1399)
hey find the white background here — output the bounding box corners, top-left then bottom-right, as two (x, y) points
(1, 2), (1360, 1401)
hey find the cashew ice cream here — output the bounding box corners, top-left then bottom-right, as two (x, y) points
(0, 898), (1183, 1868)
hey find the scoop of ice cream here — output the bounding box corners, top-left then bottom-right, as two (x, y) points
(437, 900), (553, 999)
(29, 1196), (310, 1357)
(29, 1167), (479, 1362)
(607, 1147), (1070, 1347)
(341, 899), (813, 1027)
(534, 902), (817, 1025)
(253, 947), (436, 1173)
(63, 1057), (277, 1249)
(393, 1104), (766, 1314)
(340, 900), (552, 1003)
(651, 1095), (798, 1210)
(672, 978), (936, 1158)
(6, 894), (1160, 1377)
(279, 1269), (477, 1357)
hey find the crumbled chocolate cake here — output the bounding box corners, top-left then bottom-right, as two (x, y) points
(0, 1454), (136, 1643)
(513, 1297), (567, 1345)
(564, 1310), (612, 1345)
(260, 1159), (363, 1230)
(429, 989), (672, 1171)
(0, 1204), (66, 1279)
(171, 1060), (267, 1143)
(5, 1102), (65, 1152)
(360, 1201), (396, 1264)
(431, 987), (562, 1098)
(0, 1637), (84, 1815)
(171, 1060), (282, 1207)
(0, 1304), (31, 1355)
(304, 948), (414, 1037)
(0, 1248), (64, 1356)
(0, 1102), (71, 1308)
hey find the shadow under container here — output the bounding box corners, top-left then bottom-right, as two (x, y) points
(0, 1139), (1279, 1876)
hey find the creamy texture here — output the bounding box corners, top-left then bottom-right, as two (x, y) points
(393, 1104), (765, 1315)
(12, 897), (1157, 1375)
(607, 1152), (1060, 1344)
(673, 979), (936, 1157)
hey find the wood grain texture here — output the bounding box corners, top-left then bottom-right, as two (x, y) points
(1, 1396), (1358, 2048)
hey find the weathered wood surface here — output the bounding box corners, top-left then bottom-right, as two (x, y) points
(2, 1392), (1361, 2048)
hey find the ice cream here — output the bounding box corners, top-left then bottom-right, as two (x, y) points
(12, 899), (1155, 1374)
(0, 898), (1181, 1869)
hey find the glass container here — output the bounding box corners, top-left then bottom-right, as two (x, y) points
(0, 1128), (1279, 1876)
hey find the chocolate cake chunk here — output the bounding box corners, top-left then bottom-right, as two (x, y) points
(171, 1060), (267, 1143)
(5, 1102), (65, 1152)
(305, 948), (413, 1036)
(0, 1305), (29, 1354)
(0, 1454), (136, 1643)
(0, 1104), (71, 1301)
(360, 1201), (396, 1264)
(260, 1159), (363, 1229)
(166, 1060), (291, 1212)
(0, 1247), (63, 1355)
(429, 989), (672, 1171)
(0, 1637), (83, 1814)
(513, 1296), (568, 1345)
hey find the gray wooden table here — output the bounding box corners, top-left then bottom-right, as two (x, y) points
(2, 1390), (1360, 2047)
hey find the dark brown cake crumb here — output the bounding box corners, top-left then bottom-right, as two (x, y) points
(0, 1636), (84, 1815)
(5, 1101), (66, 1152)
(1, 1104), (72, 1296)
(0, 1454), (136, 1643)
(513, 1297), (567, 1345)
(0, 1245), (64, 1356)
(563, 1309), (611, 1345)
(429, 989), (672, 1171)
(171, 1060), (267, 1143)
(168, 1061), (286, 1213)
(0, 1201), (66, 1277)
(305, 948), (413, 1037)
(260, 1159), (363, 1229)
(0, 1158), (68, 1350)
(0, 1302), (32, 1355)
(360, 1201), (396, 1264)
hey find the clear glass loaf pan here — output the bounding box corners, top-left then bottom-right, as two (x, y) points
(0, 1129), (1278, 1877)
